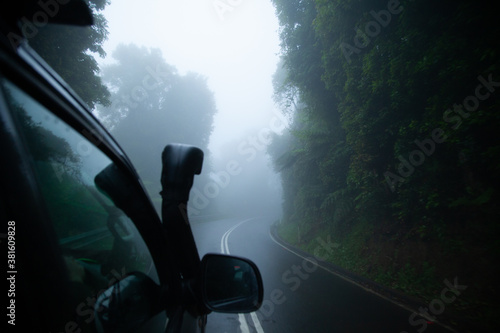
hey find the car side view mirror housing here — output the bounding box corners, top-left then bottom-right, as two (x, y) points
(200, 253), (263, 313)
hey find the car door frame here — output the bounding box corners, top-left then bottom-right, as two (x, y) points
(0, 40), (198, 332)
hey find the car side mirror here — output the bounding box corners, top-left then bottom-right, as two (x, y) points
(200, 254), (263, 313)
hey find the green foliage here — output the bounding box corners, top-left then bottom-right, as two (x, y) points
(28, 0), (111, 109)
(36, 161), (108, 238)
(270, 0), (500, 240)
(269, 0), (500, 327)
(12, 103), (105, 238)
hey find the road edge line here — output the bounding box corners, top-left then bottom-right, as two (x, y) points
(268, 226), (459, 333)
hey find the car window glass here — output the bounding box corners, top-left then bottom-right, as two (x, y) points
(1, 79), (160, 308)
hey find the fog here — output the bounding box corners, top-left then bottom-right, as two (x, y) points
(95, 0), (284, 220)
(19, 1), (499, 329)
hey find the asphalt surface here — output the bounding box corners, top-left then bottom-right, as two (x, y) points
(191, 216), (454, 333)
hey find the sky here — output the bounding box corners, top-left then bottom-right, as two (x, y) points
(99, 0), (283, 158)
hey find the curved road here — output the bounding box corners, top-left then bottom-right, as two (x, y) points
(191, 217), (453, 333)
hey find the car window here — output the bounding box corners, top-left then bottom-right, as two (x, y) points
(1, 78), (160, 322)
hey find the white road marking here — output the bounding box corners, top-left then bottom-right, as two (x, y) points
(220, 218), (265, 333)
(220, 218), (253, 255)
(238, 313), (250, 333)
(250, 312), (264, 333)
(267, 229), (458, 333)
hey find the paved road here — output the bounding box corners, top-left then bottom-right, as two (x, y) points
(191, 217), (453, 333)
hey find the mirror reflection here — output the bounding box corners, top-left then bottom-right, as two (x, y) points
(203, 255), (261, 313)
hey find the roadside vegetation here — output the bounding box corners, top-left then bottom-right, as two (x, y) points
(269, 0), (500, 330)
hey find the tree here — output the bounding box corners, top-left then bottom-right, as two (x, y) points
(28, 0), (111, 109)
(97, 44), (217, 212)
(270, 0), (500, 328)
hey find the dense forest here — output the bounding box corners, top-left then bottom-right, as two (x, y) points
(268, 0), (499, 330)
